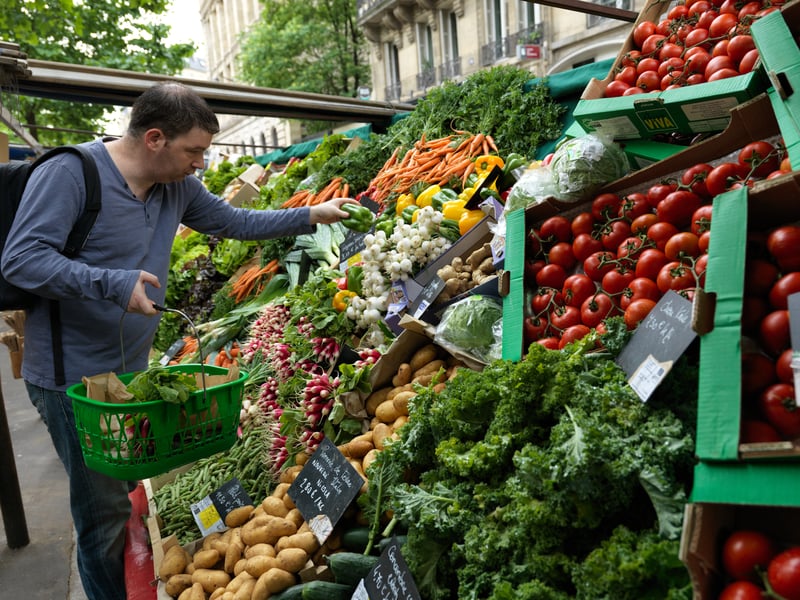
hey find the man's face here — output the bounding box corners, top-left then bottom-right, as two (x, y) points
(156, 127), (213, 183)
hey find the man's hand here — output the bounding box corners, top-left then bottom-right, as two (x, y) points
(309, 197), (357, 225)
(127, 271), (161, 315)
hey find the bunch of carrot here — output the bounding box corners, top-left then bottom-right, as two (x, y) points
(280, 176), (350, 208)
(168, 335), (240, 367)
(169, 335), (199, 365)
(228, 259), (280, 303)
(367, 132), (499, 207)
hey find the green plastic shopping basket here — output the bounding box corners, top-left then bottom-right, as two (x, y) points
(67, 363), (248, 480)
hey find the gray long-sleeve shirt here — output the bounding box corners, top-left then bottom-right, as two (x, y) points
(1, 139), (314, 390)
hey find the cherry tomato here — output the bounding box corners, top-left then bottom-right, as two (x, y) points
(558, 324), (591, 349)
(531, 288), (564, 316)
(621, 277), (662, 309)
(777, 348), (794, 383)
(706, 162), (749, 198)
(767, 547), (800, 600)
(591, 193), (623, 221)
(601, 220), (632, 251)
(759, 382), (800, 438)
(605, 80), (631, 98)
(572, 232), (604, 263)
(769, 272), (800, 310)
(718, 580), (768, 600)
(739, 140), (779, 178)
(657, 261), (696, 293)
(637, 69), (662, 92)
(665, 231), (701, 261)
(647, 182), (678, 208)
(562, 273), (597, 308)
(767, 225), (800, 273)
(539, 216), (572, 243)
(682, 163), (714, 198)
(617, 236), (647, 261)
(760, 310), (791, 357)
(548, 242), (577, 271)
(580, 293), (616, 328)
(624, 298), (656, 330)
(536, 263), (568, 290)
(631, 213), (659, 234)
(647, 222), (680, 252)
(657, 190), (703, 228)
(633, 20), (657, 48)
(602, 267), (636, 296)
(722, 529), (778, 582)
(615, 64), (638, 86)
(641, 33), (668, 56)
(571, 211), (596, 237)
(618, 192), (651, 221)
(741, 419), (784, 443)
(690, 204), (714, 235)
(523, 315), (549, 346)
(583, 251), (617, 282)
(549, 304), (581, 332)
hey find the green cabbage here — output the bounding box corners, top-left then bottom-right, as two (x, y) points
(435, 295), (503, 360)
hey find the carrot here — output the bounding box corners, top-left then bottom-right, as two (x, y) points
(468, 133), (485, 156)
(341, 183), (350, 198)
(461, 161), (476, 188)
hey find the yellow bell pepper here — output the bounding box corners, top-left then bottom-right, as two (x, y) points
(458, 209), (485, 235)
(474, 154), (505, 176)
(415, 184), (441, 208)
(395, 193), (416, 216)
(441, 198), (468, 221)
(332, 289), (357, 312)
(458, 187), (475, 203)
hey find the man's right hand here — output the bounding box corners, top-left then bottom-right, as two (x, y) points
(127, 271), (161, 315)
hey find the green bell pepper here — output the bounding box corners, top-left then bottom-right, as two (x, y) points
(401, 204), (420, 223)
(341, 203), (375, 233)
(500, 152), (528, 190)
(431, 188), (458, 212)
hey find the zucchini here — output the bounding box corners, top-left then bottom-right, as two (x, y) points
(326, 551), (380, 587)
(340, 525), (371, 553)
(301, 580), (354, 600)
(271, 583), (307, 600)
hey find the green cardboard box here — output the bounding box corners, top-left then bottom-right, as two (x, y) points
(691, 461), (800, 506)
(572, 0), (769, 141)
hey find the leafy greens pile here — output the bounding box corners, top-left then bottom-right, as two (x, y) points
(126, 366), (199, 404)
(361, 338), (696, 600)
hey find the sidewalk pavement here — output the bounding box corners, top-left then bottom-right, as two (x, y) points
(0, 321), (88, 600)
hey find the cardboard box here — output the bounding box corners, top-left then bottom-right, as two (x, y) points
(691, 460), (800, 505)
(223, 180), (261, 208)
(695, 175), (800, 462)
(572, 0), (769, 141)
(680, 502), (800, 599)
(751, 0), (800, 168)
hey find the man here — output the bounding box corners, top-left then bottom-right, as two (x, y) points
(1, 81), (352, 600)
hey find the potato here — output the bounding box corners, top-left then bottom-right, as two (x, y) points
(393, 415), (408, 430)
(372, 422), (393, 451)
(272, 482), (291, 499)
(240, 515), (270, 546)
(282, 492), (296, 511)
(279, 464), (303, 484)
(261, 496), (289, 518)
(252, 567), (296, 600)
(392, 390), (416, 416)
(192, 548), (221, 570)
(386, 383), (413, 402)
(409, 344), (438, 372)
(285, 507), (304, 529)
(275, 547), (308, 573)
(232, 577), (256, 600)
(338, 438), (373, 459)
(225, 570), (253, 594)
(412, 359), (445, 380)
(362, 448), (379, 473)
(188, 582), (206, 600)
(209, 587), (227, 600)
(244, 543), (275, 558)
(191, 568), (230, 594)
(159, 544), (190, 581)
(391, 363), (412, 387)
(165, 573), (194, 598)
(202, 532), (223, 551)
(224, 539), (244, 574)
(243, 517), (297, 546)
(274, 531), (319, 555)
(365, 386), (392, 416)
(375, 399), (401, 423)
(244, 554), (278, 578)
(177, 587), (193, 600)
(224, 505), (254, 528)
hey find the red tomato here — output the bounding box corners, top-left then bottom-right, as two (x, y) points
(706, 162), (750, 198)
(633, 20), (657, 48)
(685, 47), (712, 74)
(769, 272), (800, 310)
(647, 182), (678, 208)
(658, 56), (686, 79)
(548, 242), (577, 271)
(658, 42), (684, 62)
(722, 530), (778, 582)
(745, 258), (779, 297)
(690, 204), (714, 235)
(601, 220), (632, 251)
(602, 267), (636, 296)
(767, 547), (800, 600)
(571, 211), (596, 237)
(739, 48), (760, 73)
(709, 12), (738, 37)
(727, 34), (756, 65)
(580, 293), (616, 328)
(536, 336), (560, 350)
(618, 192), (651, 221)
(539, 216), (572, 243)
(657, 190), (703, 228)
(591, 193), (623, 221)
(767, 225), (800, 272)
(718, 580), (768, 600)
(624, 298), (656, 329)
(705, 54), (736, 78)
(742, 351), (777, 397)
(536, 263), (567, 290)
(531, 288), (564, 315)
(525, 258), (546, 285)
(641, 33), (667, 56)
(739, 140), (779, 178)
(549, 304), (581, 332)
(682, 163), (714, 198)
(630, 213), (658, 235)
(562, 273), (596, 308)
(615, 65), (638, 85)
(742, 296), (770, 337)
(657, 261), (696, 293)
(617, 236), (647, 261)
(737, 1), (762, 20)
(696, 9), (719, 31)
(647, 222), (680, 252)
(621, 277), (661, 309)
(583, 251), (617, 282)
(741, 419), (784, 443)
(558, 324), (591, 349)
(605, 80), (631, 98)
(665, 232), (701, 261)
(624, 86), (648, 96)
(698, 230), (711, 253)
(695, 253), (709, 286)
(637, 70), (662, 92)
(708, 67), (741, 82)
(777, 348), (794, 383)
(781, 156), (793, 172)
(572, 233), (604, 263)
(760, 310), (791, 357)
(523, 315), (549, 346)
(760, 383), (800, 438)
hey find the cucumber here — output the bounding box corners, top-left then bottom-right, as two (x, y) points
(326, 551), (380, 587)
(378, 534), (407, 553)
(301, 580), (354, 600)
(340, 525), (371, 553)
(271, 583), (307, 600)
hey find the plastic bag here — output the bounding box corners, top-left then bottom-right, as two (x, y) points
(549, 133), (630, 203)
(434, 295), (504, 363)
(504, 162), (556, 212)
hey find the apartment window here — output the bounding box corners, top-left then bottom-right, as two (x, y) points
(519, 0), (541, 29)
(385, 43), (401, 100)
(417, 23), (436, 90)
(439, 11), (461, 80)
(587, 0), (632, 27)
(487, 0), (507, 43)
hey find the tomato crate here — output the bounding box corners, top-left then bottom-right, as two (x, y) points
(572, 0), (769, 141)
(68, 364), (247, 480)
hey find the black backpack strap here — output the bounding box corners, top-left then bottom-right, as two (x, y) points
(30, 145), (102, 386)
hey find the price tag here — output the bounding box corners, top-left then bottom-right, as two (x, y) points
(159, 337), (186, 366)
(410, 276), (445, 319)
(339, 230), (368, 264)
(190, 496), (226, 537)
(286, 437), (362, 544)
(362, 537), (422, 600)
(616, 290), (697, 402)
(210, 478), (253, 524)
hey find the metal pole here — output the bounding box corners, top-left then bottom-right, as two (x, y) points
(0, 370), (29, 548)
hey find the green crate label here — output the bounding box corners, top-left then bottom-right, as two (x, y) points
(635, 106), (678, 133)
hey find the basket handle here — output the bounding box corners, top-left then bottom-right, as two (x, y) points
(151, 304), (208, 401)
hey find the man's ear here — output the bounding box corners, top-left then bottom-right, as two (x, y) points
(143, 128), (167, 150)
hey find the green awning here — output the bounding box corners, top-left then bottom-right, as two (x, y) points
(255, 123), (373, 166)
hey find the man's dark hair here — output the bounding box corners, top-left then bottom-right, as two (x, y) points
(128, 82), (220, 139)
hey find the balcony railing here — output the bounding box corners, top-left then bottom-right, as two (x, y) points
(480, 23), (545, 66)
(438, 57), (462, 81)
(385, 81), (402, 101)
(416, 67), (437, 91)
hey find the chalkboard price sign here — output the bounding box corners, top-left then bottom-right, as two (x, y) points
(356, 537), (422, 600)
(286, 437), (362, 544)
(410, 276), (445, 318)
(616, 290), (697, 401)
(210, 478), (253, 522)
(339, 229), (368, 263)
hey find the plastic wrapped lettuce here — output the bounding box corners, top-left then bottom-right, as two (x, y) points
(434, 295), (504, 363)
(549, 133), (630, 203)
